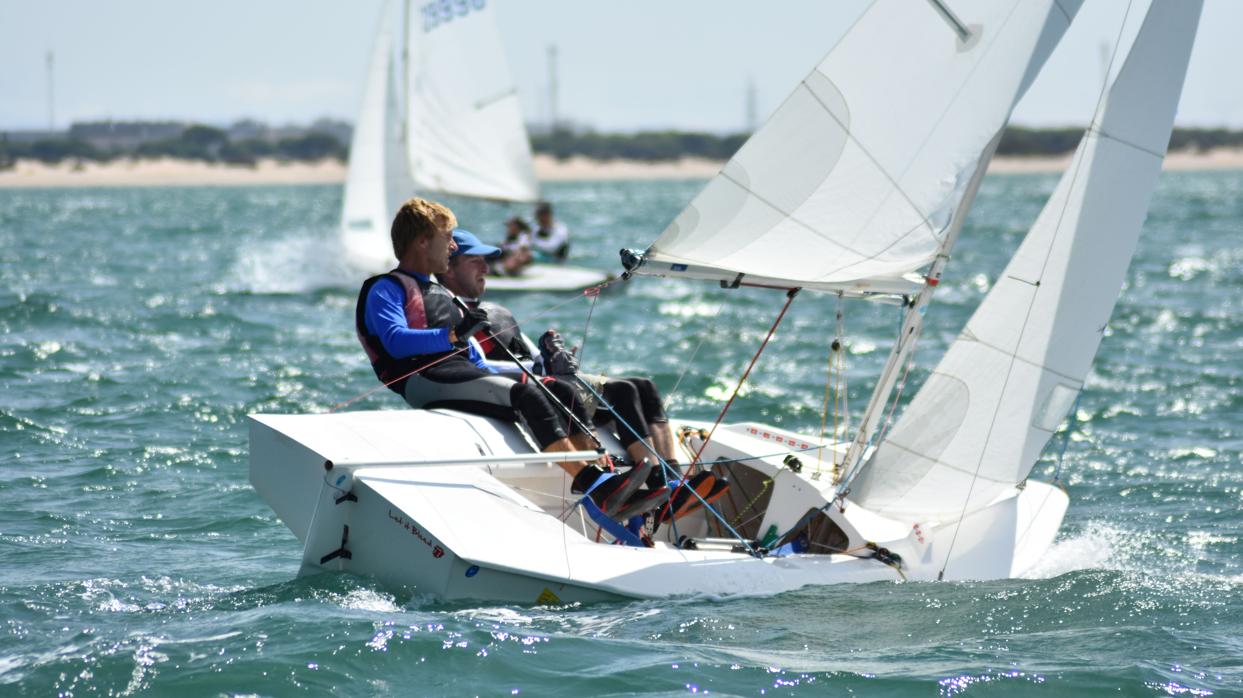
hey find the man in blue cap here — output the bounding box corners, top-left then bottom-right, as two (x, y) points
(439, 229), (722, 527)
(356, 200), (662, 522)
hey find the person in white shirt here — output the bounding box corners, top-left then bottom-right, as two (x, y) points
(530, 201), (569, 262)
(496, 215), (533, 276)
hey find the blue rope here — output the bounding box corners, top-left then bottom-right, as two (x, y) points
(572, 375), (760, 556)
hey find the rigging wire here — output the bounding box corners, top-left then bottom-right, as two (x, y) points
(687, 288), (800, 470)
(575, 284), (602, 369)
(662, 300), (726, 411)
(816, 293), (848, 482)
(1052, 392), (1084, 484)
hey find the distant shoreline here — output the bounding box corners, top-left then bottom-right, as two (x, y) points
(2, 149), (1241, 189)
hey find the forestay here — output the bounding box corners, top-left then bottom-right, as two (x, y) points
(341, 1), (415, 271)
(631, 0), (1081, 291)
(849, 0), (1203, 520)
(406, 0), (539, 202)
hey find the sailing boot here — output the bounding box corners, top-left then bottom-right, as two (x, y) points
(656, 471), (730, 525)
(612, 486), (672, 523)
(571, 460), (655, 518)
(647, 460), (681, 490)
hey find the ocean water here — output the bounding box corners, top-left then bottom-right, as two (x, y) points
(1, 172), (1240, 696)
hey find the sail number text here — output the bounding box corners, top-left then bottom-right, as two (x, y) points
(422, 0), (486, 32)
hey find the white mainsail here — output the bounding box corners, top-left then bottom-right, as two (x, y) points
(632, 0), (1082, 291)
(341, 2), (415, 270)
(405, 0), (538, 202)
(848, 0), (1204, 521)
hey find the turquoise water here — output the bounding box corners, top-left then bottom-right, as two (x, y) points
(1, 173), (1240, 695)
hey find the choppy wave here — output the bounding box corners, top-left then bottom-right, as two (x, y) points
(1, 174), (1241, 695)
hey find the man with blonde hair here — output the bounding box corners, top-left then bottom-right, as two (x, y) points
(355, 198), (663, 522)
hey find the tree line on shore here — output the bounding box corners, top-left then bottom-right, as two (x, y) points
(3, 123), (1241, 169)
(0, 124), (346, 169)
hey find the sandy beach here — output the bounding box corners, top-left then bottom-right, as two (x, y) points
(1, 148), (1240, 188)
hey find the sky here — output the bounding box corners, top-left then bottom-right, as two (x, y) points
(1, 1), (1240, 134)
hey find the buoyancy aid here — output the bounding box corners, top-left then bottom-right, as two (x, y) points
(355, 270), (462, 393)
(465, 300), (529, 362)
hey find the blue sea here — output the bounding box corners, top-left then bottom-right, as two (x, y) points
(2, 171), (1240, 696)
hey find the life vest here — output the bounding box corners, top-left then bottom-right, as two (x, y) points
(471, 300), (528, 362)
(355, 270), (460, 393)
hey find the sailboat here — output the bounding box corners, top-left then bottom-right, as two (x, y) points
(339, 0), (610, 292)
(252, 0), (1202, 603)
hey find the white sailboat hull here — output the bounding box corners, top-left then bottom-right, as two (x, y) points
(249, 410), (1067, 604)
(484, 264), (613, 294)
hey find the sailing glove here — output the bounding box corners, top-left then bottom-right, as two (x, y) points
(453, 307), (491, 346)
(539, 329), (579, 375)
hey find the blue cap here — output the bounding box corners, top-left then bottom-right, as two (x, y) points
(450, 229), (502, 259)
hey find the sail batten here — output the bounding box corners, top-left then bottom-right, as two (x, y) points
(848, 0), (1204, 521)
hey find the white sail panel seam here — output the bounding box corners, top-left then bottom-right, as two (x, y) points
(842, 0), (1028, 238)
(1090, 125), (1168, 161)
(871, 436), (1017, 482)
(711, 123), (939, 282)
(957, 333), (1087, 385)
(713, 166), (911, 275)
(793, 0), (1028, 281)
(474, 88), (520, 110)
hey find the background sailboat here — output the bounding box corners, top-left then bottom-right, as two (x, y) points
(340, 4), (416, 274)
(340, 0), (540, 274)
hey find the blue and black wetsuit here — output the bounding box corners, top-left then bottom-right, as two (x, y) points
(356, 270), (584, 448)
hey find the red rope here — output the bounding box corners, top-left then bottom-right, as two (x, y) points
(657, 288), (799, 523)
(691, 288), (799, 466)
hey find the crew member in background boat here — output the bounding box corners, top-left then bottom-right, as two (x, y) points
(530, 201), (570, 262)
(356, 202), (664, 522)
(495, 215), (533, 276)
(438, 232), (726, 523)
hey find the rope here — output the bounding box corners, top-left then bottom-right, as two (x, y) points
(688, 288), (800, 469)
(329, 276), (620, 413)
(573, 376), (759, 555)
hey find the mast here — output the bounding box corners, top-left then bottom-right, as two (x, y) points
(836, 130), (1004, 495)
(46, 50), (55, 130)
(547, 44), (559, 131)
(402, 0), (411, 147)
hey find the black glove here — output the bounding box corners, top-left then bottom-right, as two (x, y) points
(453, 307), (491, 346)
(538, 329), (579, 375)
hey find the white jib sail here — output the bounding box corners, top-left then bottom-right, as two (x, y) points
(341, 1), (415, 271)
(406, 0), (538, 202)
(635, 0), (1082, 289)
(849, 0), (1203, 521)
